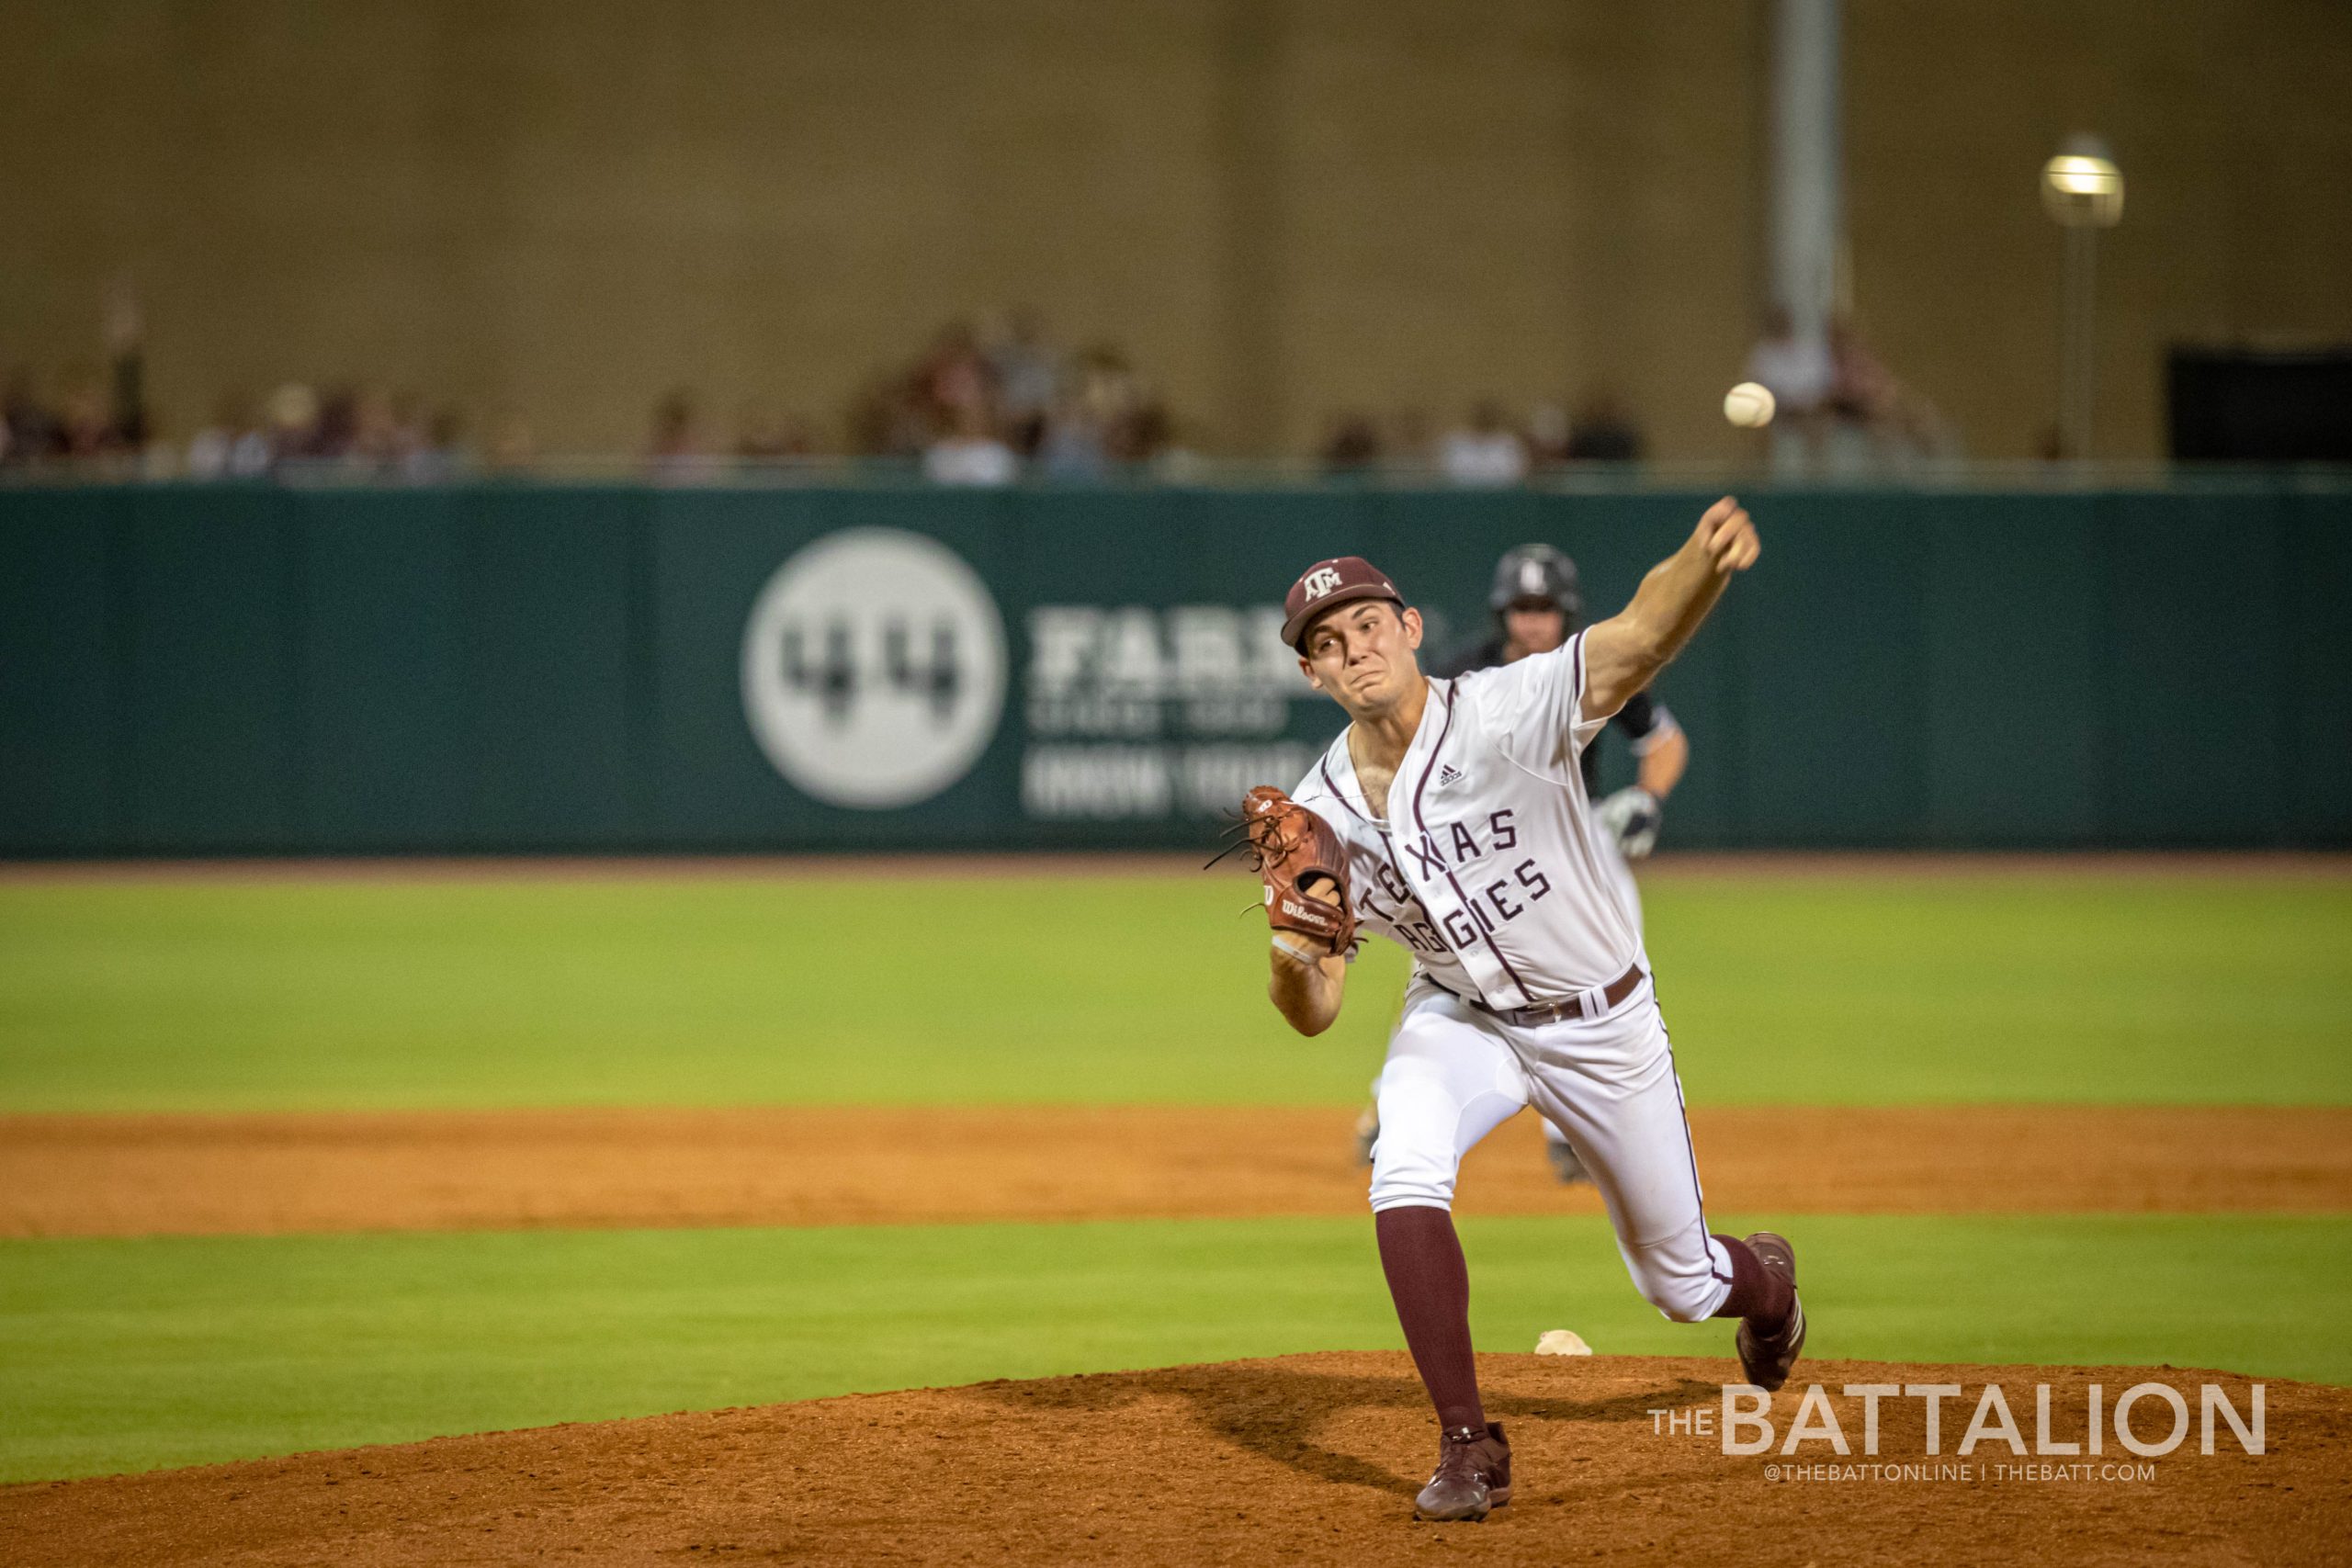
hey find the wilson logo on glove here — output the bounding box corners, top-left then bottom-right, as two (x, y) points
(1223, 784), (1359, 955)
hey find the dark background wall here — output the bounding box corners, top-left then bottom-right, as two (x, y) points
(4, 2), (2350, 461)
(4, 481), (2346, 856)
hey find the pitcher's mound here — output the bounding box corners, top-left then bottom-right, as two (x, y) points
(6, 1353), (2345, 1565)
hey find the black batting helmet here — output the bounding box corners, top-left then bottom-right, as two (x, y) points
(1488, 543), (1583, 626)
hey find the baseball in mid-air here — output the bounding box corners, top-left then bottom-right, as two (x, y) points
(1724, 381), (1777, 428)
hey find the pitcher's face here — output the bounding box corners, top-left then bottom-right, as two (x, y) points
(1299, 601), (1424, 717)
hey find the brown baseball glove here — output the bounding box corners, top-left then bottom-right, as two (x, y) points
(1238, 785), (1358, 955)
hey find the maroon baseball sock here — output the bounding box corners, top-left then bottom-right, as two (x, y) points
(1710, 1234), (1794, 1330)
(1375, 1204), (1486, 1433)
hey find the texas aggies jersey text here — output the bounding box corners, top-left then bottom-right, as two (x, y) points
(1291, 629), (1645, 1008)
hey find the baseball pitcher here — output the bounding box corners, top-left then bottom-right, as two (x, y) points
(1365, 542), (1692, 1184)
(1238, 498), (1801, 1523)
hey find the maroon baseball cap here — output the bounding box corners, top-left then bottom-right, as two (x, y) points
(1282, 556), (1404, 649)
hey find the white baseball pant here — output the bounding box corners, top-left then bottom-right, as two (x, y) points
(1367, 972), (1736, 1324)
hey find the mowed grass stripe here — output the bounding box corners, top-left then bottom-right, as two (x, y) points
(3, 1213), (2346, 1483)
(2, 871), (2346, 1111)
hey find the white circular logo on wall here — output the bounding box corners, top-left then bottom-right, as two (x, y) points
(740, 528), (1007, 808)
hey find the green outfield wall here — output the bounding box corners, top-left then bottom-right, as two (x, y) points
(3, 480), (2346, 855)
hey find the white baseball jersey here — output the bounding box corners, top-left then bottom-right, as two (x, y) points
(1292, 629), (1645, 1008)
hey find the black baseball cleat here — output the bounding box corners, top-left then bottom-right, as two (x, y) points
(1414, 1422), (1512, 1522)
(1734, 1231), (1807, 1393)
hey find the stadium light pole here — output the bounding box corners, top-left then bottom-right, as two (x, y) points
(1770, 0), (1842, 361)
(2041, 135), (2123, 459)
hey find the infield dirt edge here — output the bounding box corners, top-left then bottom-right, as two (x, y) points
(8, 1102), (2349, 1238)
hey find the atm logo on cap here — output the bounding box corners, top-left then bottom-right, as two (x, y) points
(1303, 567), (1343, 599)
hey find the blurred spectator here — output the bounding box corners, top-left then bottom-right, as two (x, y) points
(54, 368), (128, 460)
(1565, 388), (1644, 462)
(848, 320), (992, 459)
(74, 280), (153, 468)
(853, 320), (1189, 480)
(386, 390), (431, 459)
(987, 307), (1060, 457)
(1525, 401), (1572, 468)
(2, 284), (148, 471)
(1037, 346), (1136, 479)
(102, 278), (148, 436)
(923, 400), (1019, 486)
(647, 388), (701, 458)
(0, 296), (1842, 483)
(1107, 377), (1174, 467)
(265, 383), (321, 466)
(1440, 400), (1529, 486)
(399, 409), (469, 483)
(913, 320), (992, 428)
(345, 388), (402, 469)
(1746, 307), (1836, 411)
(1037, 400), (1110, 479)
(4, 367), (62, 462)
(1321, 412), (1384, 475)
(185, 392), (272, 479)
(1825, 318), (1955, 469)
(646, 388), (720, 481)
(311, 384), (360, 460)
(1746, 307), (1836, 472)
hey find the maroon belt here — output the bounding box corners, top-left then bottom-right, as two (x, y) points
(1444, 963), (1647, 1027)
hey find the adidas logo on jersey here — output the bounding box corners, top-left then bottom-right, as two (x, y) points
(1436, 763), (1464, 787)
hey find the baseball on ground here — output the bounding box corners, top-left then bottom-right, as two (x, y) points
(1723, 380), (1777, 428)
(1533, 1329), (1593, 1357)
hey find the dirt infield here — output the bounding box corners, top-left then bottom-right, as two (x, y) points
(3, 1351), (2337, 1566)
(6, 1104), (2350, 1237)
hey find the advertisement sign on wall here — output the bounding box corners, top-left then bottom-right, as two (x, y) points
(739, 527), (1330, 822)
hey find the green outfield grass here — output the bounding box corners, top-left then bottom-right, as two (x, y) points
(1, 870), (2346, 1111)
(5, 867), (2342, 1487)
(2, 1213), (2343, 1483)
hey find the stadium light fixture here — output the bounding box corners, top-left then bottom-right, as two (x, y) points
(2041, 136), (2125, 227)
